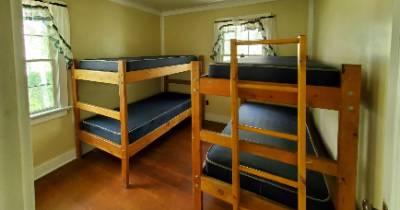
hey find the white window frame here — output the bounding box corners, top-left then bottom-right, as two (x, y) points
(23, 29), (69, 125)
(216, 13), (271, 63)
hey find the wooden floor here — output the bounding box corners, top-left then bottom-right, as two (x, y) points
(35, 120), (230, 210)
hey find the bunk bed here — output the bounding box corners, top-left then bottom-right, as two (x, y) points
(71, 55), (202, 188)
(191, 36), (361, 210)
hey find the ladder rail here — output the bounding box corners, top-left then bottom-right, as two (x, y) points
(229, 36), (308, 210)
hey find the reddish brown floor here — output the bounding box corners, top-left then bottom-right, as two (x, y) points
(35, 120), (230, 210)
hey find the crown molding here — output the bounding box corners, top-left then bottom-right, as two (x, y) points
(109, 0), (161, 15)
(161, 0), (277, 16)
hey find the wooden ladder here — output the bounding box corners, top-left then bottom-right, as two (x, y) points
(229, 35), (308, 210)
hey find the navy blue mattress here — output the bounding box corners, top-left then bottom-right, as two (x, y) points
(209, 56), (341, 87)
(81, 92), (191, 145)
(203, 103), (334, 209)
(79, 55), (198, 72)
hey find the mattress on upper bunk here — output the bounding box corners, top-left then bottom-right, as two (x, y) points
(78, 55), (198, 72)
(208, 56), (341, 87)
(80, 92), (191, 145)
(203, 102), (334, 210)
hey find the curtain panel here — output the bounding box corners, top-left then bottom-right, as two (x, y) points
(22, 0), (73, 67)
(211, 16), (277, 62)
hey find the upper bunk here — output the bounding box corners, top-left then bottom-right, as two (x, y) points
(200, 55), (361, 111)
(72, 55), (199, 84)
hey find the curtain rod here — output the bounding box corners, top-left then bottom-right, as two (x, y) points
(214, 15), (275, 24)
(32, 0), (67, 7)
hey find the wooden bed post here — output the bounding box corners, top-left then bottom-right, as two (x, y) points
(191, 60), (203, 210)
(336, 65), (362, 210)
(71, 60), (82, 159)
(119, 60), (130, 188)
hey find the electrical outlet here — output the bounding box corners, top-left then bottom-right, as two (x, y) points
(205, 100), (209, 106)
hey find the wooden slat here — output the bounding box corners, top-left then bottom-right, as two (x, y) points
(119, 60), (130, 188)
(79, 130), (122, 158)
(128, 109), (191, 156)
(71, 61), (82, 159)
(238, 81), (298, 93)
(167, 78), (191, 85)
(191, 61), (203, 210)
(239, 124), (297, 141)
(200, 176), (291, 210)
(297, 35), (307, 210)
(199, 77), (341, 110)
(239, 165), (298, 188)
(199, 130), (338, 176)
(76, 102), (120, 120)
(336, 65), (362, 210)
(73, 69), (119, 84)
(230, 39), (241, 210)
(200, 130), (231, 148)
(126, 64), (191, 83)
(236, 38), (299, 46)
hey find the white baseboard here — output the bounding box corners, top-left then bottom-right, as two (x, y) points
(205, 113), (230, 124)
(34, 144), (94, 180)
(34, 149), (76, 180)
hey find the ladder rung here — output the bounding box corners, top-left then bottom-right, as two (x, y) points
(239, 165), (298, 189)
(237, 81), (298, 93)
(239, 124), (298, 142)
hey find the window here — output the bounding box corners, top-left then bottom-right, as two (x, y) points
(221, 24), (264, 62)
(23, 18), (68, 118)
(211, 15), (276, 63)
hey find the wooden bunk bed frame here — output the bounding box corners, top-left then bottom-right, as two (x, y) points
(191, 36), (361, 210)
(71, 57), (203, 188)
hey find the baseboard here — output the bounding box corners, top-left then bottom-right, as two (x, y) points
(205, 113), (230, 124)
(34, 144), (94, 180)
(34, 149), (76, 180)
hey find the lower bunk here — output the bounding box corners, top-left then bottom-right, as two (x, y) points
(77, 92), (191, 185)
(203, 102), (334, 210)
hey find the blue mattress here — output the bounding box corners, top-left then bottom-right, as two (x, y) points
(208, 56), (341, 87)
(203, 103), (334, 209)
(81, 92), (191, 145)
(79, 55), (198, 72)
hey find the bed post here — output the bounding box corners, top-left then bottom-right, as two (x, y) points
(336, 65), (361, 210)
(119, 60), (130, 188)
(71, 60), (82, 159)
(191, 60), (203, 210)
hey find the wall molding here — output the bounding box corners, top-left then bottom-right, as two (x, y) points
(162, 0), (277, 16)
(34, 145), (94, 180)
(108, 0), (161, 15)
(34, 149), (76, 180)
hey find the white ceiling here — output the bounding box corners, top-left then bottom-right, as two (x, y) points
(127, 0), (237, 12)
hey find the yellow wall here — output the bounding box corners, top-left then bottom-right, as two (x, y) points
(164, 0), (309, 122)
(31, 0), (161, 167)
(313, 0), (392, 207)
(1, 0), (35, 208)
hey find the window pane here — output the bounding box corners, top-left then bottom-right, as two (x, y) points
(238, 45), (248, 55)
(24, 35), (51, 60)
(249, 45), (263, 55)
(224, 32), (235, 40)
(223, 56), (231, 62)
(23, 20), (48, 36)
(237, 29), (248, 40)
(26, 61), (56, 113)
(224, 41), (231, 55)
(249, 30), (262, 40)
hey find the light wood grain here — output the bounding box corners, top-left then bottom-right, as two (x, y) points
(336, 65), (362, 210)
(76, 102), (120, 120)
(239, 165), (298, 188)
(239, 124), (298, 142)
(126, 64), (191, 83)
(236, 38), (299, 46)
(78, 130), (122, 158)
(74, 69), (119, 84)
(71, 60), (82, 159)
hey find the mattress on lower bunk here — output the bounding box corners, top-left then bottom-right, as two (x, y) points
(81, 92), (191, 145)
(79, 55), (198, 72)
(203, 102), (334, 210)
(208, 56), (341, 87)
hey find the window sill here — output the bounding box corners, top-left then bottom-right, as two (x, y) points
(30, 106), (72, 126)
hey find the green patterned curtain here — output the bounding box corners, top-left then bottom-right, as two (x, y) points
(22, 0), (73, 67)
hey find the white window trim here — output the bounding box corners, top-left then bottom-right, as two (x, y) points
(28, 54), (70, 125)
